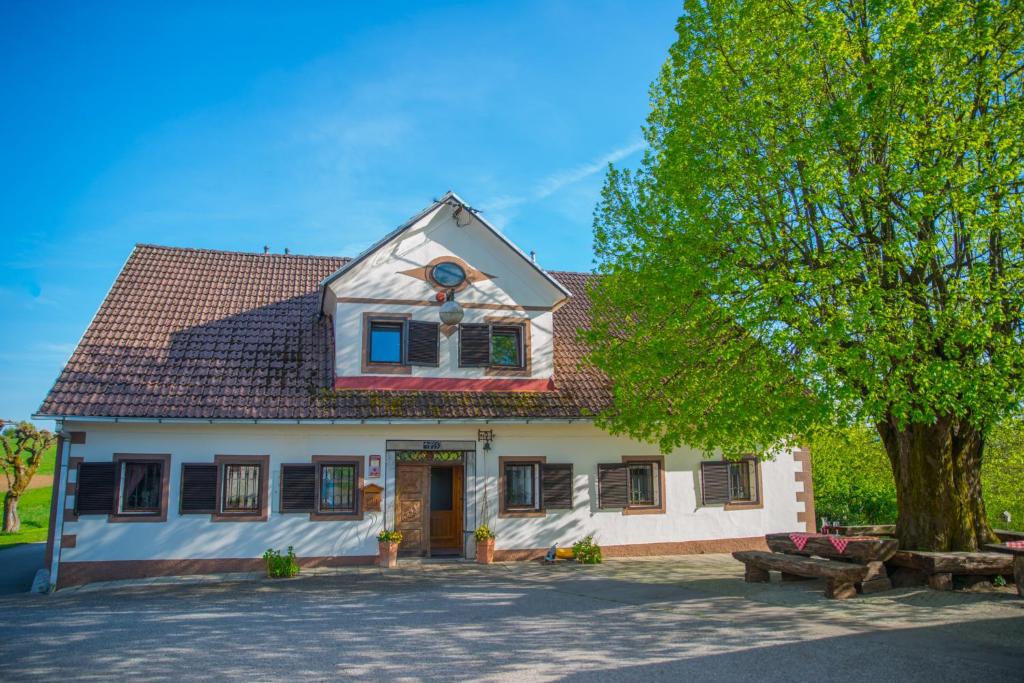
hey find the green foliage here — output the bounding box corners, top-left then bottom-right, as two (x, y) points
(588, 0), (1024, 456)
(262, 546), (299, 578)
(810, 424), (898, 526)
(983, 418), (1024, 531)
(474, 524), (496, 542)
(571, 536), (603, 564)
(377, 529), (403, 544)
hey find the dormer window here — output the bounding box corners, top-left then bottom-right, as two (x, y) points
(368, 321), (403, 364)
(459, 322), (527, 370)
(491, 326), (523, 367)
(431, 261), (467, 288)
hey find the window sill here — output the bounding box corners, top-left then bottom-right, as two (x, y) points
(499, 509), (545, 518)
(724, 500), (763, 511)
(309, 511), (364, 522)
(622, 505), (666, 516)
(362, 362), (412, 375)
(211, 512), (268, 523)
(108, 513), (167, 523)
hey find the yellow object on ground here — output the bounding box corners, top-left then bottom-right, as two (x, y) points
(555, 548), (574, 559)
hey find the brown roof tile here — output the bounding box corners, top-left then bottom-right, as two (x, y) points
(38, 245), (609, 420)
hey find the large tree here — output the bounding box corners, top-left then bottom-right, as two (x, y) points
(2, 422), (56, 533)
(588, 0), (1024, 551)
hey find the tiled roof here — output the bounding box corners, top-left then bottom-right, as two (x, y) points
(37, 245), (610, 420)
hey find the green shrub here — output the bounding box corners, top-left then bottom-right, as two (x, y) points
(474, 524), (496, 542)
(377, 529), (403, 544)
(262, 546), (299, 578)
(984, 419), (1024, 532)
(809, 424), (898, 527)
(571, 536), (602, 564)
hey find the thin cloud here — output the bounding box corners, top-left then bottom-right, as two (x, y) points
(489, 140), (645, 211)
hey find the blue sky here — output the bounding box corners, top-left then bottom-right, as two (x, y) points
(0, 1), (680, 423)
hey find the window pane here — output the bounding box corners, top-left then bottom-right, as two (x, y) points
(729, 461), (753, 501)
(505, 463), (535, 508)
(122, 462), (162, 512)
(320, 464), (356, 512)
(491, 327), (521, 367)
(369, 323), (402, 363)
(430, 467), (453, 511)
(628, 464), (655, 506)
(224, 464), (261, 511)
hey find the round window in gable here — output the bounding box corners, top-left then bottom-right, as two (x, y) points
(431, 261), (467, 288)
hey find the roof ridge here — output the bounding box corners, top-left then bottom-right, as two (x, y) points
(134, 243), (351, 261)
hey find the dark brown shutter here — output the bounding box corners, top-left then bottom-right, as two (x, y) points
(597, 464), (628, 508)
(180, 464), (218, 513)
(459, 324), (491, 367)
(405, 320), (440, 366)
(281, 464), (316, 512)
(75, 462), (115, 514)
(541, 464), (573, 510)
(701, 461), (731, 505)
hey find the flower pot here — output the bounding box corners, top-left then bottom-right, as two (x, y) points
(378, 541), (399, 568)
(476, 537), (495, 564)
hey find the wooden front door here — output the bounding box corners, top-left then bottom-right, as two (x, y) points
(396, 464), (429, 556)
(429, 466), (463, 554)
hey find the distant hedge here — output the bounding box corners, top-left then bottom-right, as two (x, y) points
(810, 420), (1023, 532)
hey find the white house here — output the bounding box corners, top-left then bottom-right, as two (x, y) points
(37, 192), (814, 588)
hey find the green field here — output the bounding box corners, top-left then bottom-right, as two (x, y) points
(0, 445), (56, 549)
(0, 485), (52, 548)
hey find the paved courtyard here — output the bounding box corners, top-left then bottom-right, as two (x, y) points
(1, 554), (1021, 681)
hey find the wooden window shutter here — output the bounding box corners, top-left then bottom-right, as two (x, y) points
(541, 464), (573, 510)
(597, 464), (628, 508)
(281, 464), (316, 513)
(180, 464), (218, 514)
(75, 462), (115, 514)
(459, 324), (491, 367)
(405, 320), (440, 366)
(700, 461), (731, 505)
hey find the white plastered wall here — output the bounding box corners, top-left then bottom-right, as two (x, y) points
(57, 421), (806, 563)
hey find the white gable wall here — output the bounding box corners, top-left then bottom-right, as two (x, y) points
(327, 202), (565, 380)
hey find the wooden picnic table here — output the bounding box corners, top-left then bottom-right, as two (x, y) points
(766, 533), (898, 563)
(983, 543), (1024, 597)
(763, 532), (896, 594)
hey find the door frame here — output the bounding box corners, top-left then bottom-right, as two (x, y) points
(395, 460), (465, 558)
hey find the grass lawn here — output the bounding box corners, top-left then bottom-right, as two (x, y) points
(34, 444), (57, 476)
(0, 485), (52, 549)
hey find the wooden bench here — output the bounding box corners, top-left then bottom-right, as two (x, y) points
(733, 550), (869, 599)
(984, 543), (1024, 597)
(887, 550), (1014, 591)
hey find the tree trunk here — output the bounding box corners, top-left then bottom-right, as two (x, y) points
(877, 416), (997, 551)
(3, 492), (20, 534)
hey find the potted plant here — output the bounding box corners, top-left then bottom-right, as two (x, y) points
(377, 529), (402, 568)
(474, 525), (496, 564)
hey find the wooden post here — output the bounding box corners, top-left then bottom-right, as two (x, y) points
(1014, 556), (1023, 598)
(825, 579), (857, 600)
(927, 572), (953, 591)
(744, 564), (770, 583)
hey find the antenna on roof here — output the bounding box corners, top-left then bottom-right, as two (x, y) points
(263, 245), (269, 254)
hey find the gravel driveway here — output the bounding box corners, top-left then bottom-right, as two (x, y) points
(1, 555), (1021, 681)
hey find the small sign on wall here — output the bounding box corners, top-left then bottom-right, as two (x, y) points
(368, 454), (381, 478)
